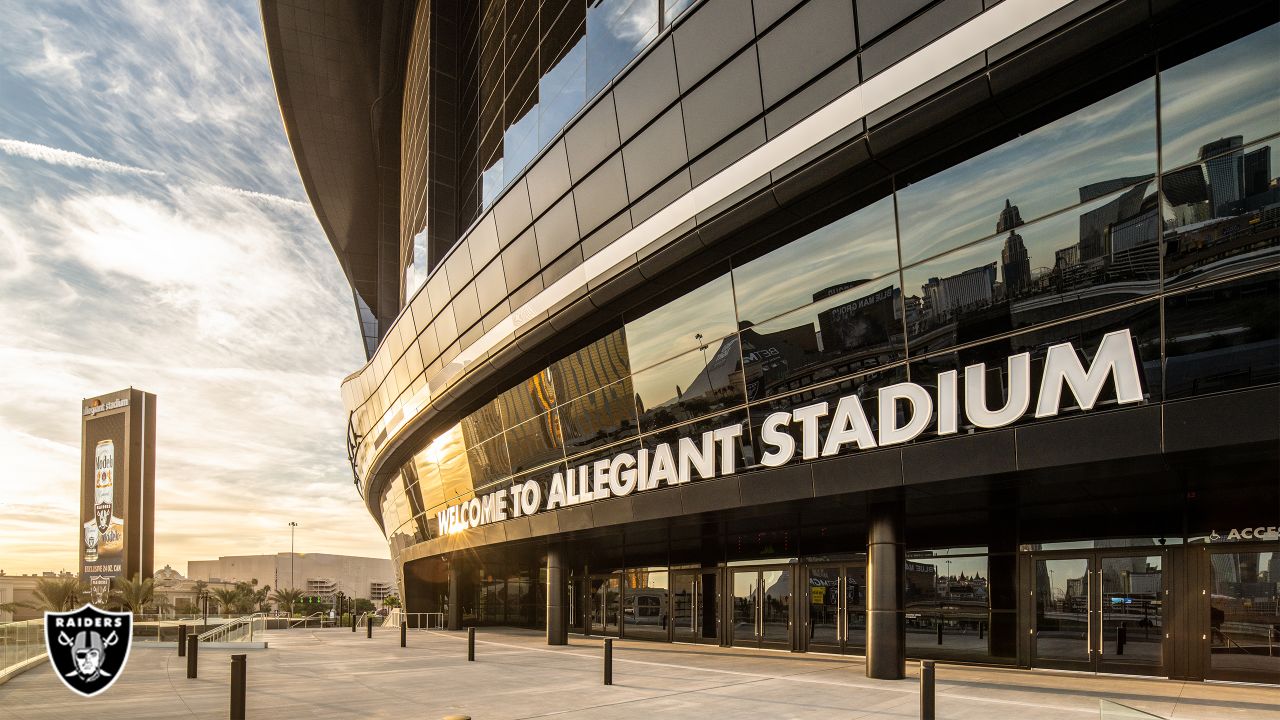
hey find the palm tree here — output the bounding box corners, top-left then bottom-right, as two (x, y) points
(211, 587), (244, 615)
(108, 573), (168, 614)
(270, 588), (303, 616)
(15, 576), (87, 611)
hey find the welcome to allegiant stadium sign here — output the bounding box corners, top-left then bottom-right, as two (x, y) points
(437, 329), (1144, 535)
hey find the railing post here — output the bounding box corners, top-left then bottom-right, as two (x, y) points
(920, 660), (935, 720)
(367, 615), (374, 638)
(467, 627), (475, 661)
(401, 621), (407, 647)
(230, 654), (247, 720)
(186, 635), (199, 679)
(604, 638), (613, 685)
(178, 624), (188, 657)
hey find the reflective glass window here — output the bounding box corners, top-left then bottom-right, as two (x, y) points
(466, 434), (511, 488)
(411, 446), (446, 512)
(1164, 272), (1279, 399)
(903, 182), (1160, 356)
(560, 377), (639, 457)
(505, 408), (567, 473)
(1159, 24), (1280, 171)
(633, 336), (747, 432)
(740, 276), (905, 401)
(404, 227), (429, 300)
(663, 0), (695, 26)
(540, 0), (587, 145)
(733, 195), (898, 326)
(904, 555), (990, 610)
(625, 272), (738, 372)
(1161, 138), (1279, 288)
(498, 368), (558, 428)
(897, 79), (1157, 265)
(624, 569), (670, 640)
(432, 425), (475, 501)
(586, 0), (660, 96)
(552, 328), (631, 403)
(461, 397), (505, 448)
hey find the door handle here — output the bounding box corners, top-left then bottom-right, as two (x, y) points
(1086, 569), (1093, 659)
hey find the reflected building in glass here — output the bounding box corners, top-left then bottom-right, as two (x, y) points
(264, 0), (1280, 686)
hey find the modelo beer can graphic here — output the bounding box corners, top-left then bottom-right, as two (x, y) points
(94, 439), (114, 528)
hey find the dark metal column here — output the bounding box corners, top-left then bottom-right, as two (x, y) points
(447, 558), (462, 631)
(866, 498), (905, 679)
(546, 544), (568, 645)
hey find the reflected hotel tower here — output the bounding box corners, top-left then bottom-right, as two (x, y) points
(265, 0), (1279, 685)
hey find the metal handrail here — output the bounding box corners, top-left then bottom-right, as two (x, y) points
(198, 613), (265, 643)
(289, 611), (324, 629)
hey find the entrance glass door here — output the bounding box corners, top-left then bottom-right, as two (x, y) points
(672, 571), (718, 644)
(731, 568), (792, 649)
(1032, 551), (1165, 674)
(1207, 545), (1280, 684)
(589, 575), (620, 636)
(806, 563), (866, 654)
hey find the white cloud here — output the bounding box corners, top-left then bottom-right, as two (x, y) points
(0, 2), (383, 577)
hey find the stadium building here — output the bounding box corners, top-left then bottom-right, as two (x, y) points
(263, 0), (1279, 682)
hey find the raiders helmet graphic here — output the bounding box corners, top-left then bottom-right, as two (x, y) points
(44, 605), (132, 697)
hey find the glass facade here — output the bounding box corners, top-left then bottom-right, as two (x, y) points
(474, 0), (693, 212)
(372, 23), (1280, 552)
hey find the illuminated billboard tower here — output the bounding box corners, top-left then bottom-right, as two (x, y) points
(80, 388), (156, 605)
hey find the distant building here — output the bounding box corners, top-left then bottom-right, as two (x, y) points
(187, 553), (396, 605)
(0, 571), (78, 622)
(922, 263), (998, 319)
(998, 199), (1032, 295)
(1201, 136), (1245, 217)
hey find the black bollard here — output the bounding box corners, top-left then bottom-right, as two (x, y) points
(1117, 623), (1127, 656)
(467, 627), (475, 661)
(920, 660), (935, 720)
(979, 621), (984, 640)
(186, 635), (199, 679)
(367, 615), (373, 638)
(401, 621), (407, 647)
(230, 654), (246, 720)
(937, 622), (943, 645)
(351, 613), (357, 632)
(178, 624), (188, 657)
(604, 638), (613, 685)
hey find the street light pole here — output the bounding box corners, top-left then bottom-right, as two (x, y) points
(288, 522), (298, 590)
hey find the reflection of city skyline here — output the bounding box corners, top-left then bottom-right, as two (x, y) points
(908, 135), (1277, 338)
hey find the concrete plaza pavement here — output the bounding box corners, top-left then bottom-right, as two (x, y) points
(2, 626), (1277, 719)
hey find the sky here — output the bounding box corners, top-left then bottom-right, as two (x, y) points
(0, 1), (385, 576)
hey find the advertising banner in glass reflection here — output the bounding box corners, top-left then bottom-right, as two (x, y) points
(436, 329), (1146, 534)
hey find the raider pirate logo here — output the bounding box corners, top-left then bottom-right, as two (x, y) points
(45, 605), (132, 697)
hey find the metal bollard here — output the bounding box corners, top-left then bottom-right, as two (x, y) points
(937, 622), (943, 645)
(178, 624), (188, 657)
(230, 654), (247, 720)
(1117, 623), (1127, 656)
(186, 635), (199, 679)
(467, 627), (475, 661)
(920, 660), (935, 720)
(401, 621), (407, 647)
(604, 638), (613, 685)
(351, 614), (357, 632)
(367, 615), (374, 638)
